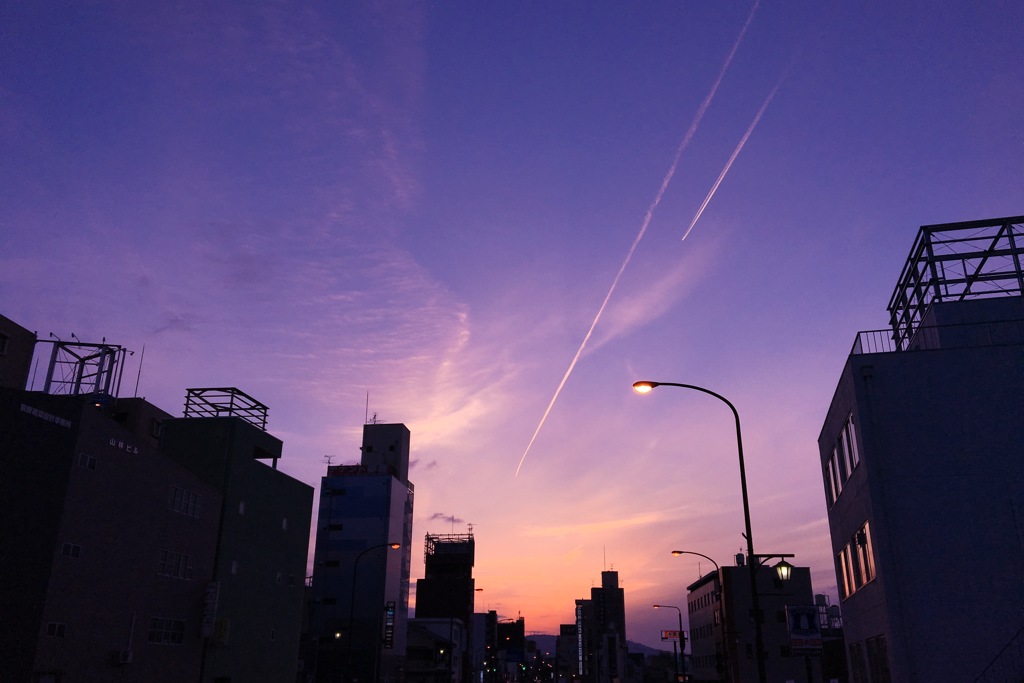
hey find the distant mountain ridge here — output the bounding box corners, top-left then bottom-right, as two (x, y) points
(526, 634), (670, 658)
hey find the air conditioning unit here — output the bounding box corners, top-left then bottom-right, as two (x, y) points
(118, 649), (133, 665)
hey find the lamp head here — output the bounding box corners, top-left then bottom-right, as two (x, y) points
(632, 381), (659, 394)
(774, 559), (794, 582)
(389, 542), (401, 549)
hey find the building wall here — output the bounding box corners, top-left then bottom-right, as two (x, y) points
(0, 314), (35, 390)
(310, 472), (413, 682)
(161, 416), (314, 683)
(0, 391), (222, 682)
(686, 571), (724, 682)
(718, 565), (819, 683)
(821, 297), (1024, 681)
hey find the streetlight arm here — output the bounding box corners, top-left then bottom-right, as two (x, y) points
(634, 381), (752, 559)
(671, 550), (721, 574)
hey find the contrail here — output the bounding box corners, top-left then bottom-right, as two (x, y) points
(514, 0), (761, 477)
(681, 62), (793, 241)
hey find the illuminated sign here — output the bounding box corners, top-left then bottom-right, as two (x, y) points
(382, 601), (396, 648)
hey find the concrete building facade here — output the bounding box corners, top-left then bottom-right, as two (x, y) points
(0, 318), (312, 683)
(818, 216), (1024, 681)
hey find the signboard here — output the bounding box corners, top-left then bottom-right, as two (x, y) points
(382, 601), (396, 649)
(785, 606), (823, 653)
(660, 629), (685, 642)
(200, 582), (220, 637)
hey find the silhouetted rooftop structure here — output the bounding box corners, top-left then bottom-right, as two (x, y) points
(887, 215), (1024, 349)
(183, 387), (268, 430)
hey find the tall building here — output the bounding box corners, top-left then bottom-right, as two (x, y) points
(309, 423), (414, 683)
(573, 571), (627, 683)
(416, 531), (476, 683)
(818, 215), (1024, 681)
(0, 323), (312, 682)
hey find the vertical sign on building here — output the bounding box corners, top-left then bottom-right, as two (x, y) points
(383, 601), (396, 648)
(200, 582), (220, 637)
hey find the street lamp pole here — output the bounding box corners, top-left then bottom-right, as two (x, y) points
(633, 380), (768, 683)
(346, 542), (401, 683)
(671, 551), (728, 682)
(653, 604), (685, 681)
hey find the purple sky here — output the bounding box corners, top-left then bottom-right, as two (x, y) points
(3, 1), (1023, 647)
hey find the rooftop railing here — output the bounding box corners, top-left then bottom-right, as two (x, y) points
(851, 318), (1024, 356)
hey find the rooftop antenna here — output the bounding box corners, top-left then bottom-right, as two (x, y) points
(133, 343), (146, 398)
(323, 454), (336, 467)
(365, 391), (369, 424)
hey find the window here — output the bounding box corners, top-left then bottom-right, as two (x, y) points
(45, 622), (67, 638)
(78, 453), (97, 470)
(866, 635), (892, 683)
(839, 521), (876, 599)
(231, 560), (239, 575)
(168, 486), (201, 518)
(147, 617), (185, 644)
(281, 517), (288, 530)
(61, 543), (81, 558)
(849, 641), (868, 683)
(824, 412), (862, 507)
(238, 501), (246, 515)
(158, 550), (194, 579)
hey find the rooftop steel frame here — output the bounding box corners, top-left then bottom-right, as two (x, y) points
(888, 215), (1024, 350)
(40, 339), (129, 399)
(423, 531), (475, 559)
(183, 387), (268, 430)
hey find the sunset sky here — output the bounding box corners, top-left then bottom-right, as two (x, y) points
(3, 1), (1023, 648)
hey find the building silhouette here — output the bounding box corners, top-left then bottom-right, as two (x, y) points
(572, 570), (627, 683)
(415, 531), (476, 683)
(818, 215), (1024, 680)
(308, 422), (414, 683)
(686, 560), (822, 683)
(0, 317), (312, 682)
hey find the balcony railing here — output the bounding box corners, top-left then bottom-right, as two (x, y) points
(851, 318), (1024, 356)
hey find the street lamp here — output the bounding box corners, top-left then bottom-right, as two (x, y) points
(633, 380), (769, 683)
(671, 550), (721, 575)
(653, 604), (685, 681)
(347, 542), (402, 682)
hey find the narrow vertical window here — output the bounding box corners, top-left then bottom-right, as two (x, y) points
(823, 463), (836, 506)
(846, 414), (861, 468)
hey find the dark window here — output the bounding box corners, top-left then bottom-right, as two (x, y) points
(61, 543), (81, 558)
(866, 635), (892, 683)
(147, 617), (185, 644)
(46, 622), (67, 638)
